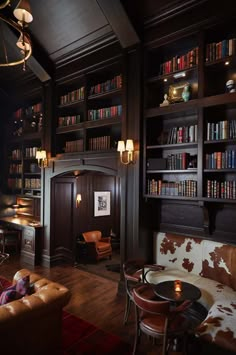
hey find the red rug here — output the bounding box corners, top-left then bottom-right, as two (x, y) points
(62, 311), (132, 354)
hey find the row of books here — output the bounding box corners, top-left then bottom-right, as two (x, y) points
(205, 151), (236, 169)
(25, 147), (39, 159)
(166, 124), (197, 144)
(58, 115), (81, 127)
(206, 180), (236, 199)
(9, 164), (22, 174)
(147, 179), (197, 197)
(11, 149), (22, 160)
(64, 139), (84, 153)
(205, 38), (235, 62)
(88, 105), (122, 121)
(89, 74), (122, 96)
(166, 153), (197, 170)
(24, 178), (41, 189)
(159, 47), (198, 75)
(60, 87), (85, 105)
(8, 178), (22, 189)
(14, 102), (42, 119)
(206, 120), (236, 141)
(88, 136), (111, 151)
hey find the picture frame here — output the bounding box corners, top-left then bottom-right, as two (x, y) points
(94, 191), (111, 217)
(168, 81), (190, 103)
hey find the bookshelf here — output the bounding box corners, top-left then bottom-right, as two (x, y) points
(144, 19), (236, 205)
(55, 64), (123, 156)
(6, 99), (43, 219)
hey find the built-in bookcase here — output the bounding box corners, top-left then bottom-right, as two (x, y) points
(144, 18), (236, 204)
(55, 62), (123, 157)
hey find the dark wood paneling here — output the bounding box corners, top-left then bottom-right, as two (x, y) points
(160, 200), (204, 236)
(51, 177), (75, 254)
(75, 174), (120, 238)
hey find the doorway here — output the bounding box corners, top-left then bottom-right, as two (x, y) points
(51, 170), (121, 281)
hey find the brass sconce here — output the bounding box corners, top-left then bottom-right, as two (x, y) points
(117, 139), (135, 165)
(36, 149), (47, 168)
(12, 204), (20, 217)
(76, 193), (82, 208)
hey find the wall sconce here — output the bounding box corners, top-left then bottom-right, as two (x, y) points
(76, 193), (82, 208)
(36, 149), (47, 168)
(117, 139), (135, 165)
(12, 204), (20, 217)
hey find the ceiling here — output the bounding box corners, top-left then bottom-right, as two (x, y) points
(0, 0), (233, 104)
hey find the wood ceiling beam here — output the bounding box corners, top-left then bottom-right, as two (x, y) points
(96, 0), (140, 48)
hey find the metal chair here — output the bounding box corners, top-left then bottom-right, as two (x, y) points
(123, 259), (145, 325)
(123, 259), (164, 324)
(132, 284), (192, 355)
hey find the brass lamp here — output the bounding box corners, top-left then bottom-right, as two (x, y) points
(117, 139), (135, 165)
(0, 0), (33, 70)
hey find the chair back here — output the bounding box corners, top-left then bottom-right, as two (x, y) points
(82, 230), (101, 243)
(123, 259), (145, 282)
(133, 284), (170, 315)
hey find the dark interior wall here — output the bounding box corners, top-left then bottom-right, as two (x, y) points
(74, 173), (120, 238)
(50, 172), (120, 261)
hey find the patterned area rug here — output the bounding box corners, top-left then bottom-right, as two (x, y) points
(62, 311), (131, 354)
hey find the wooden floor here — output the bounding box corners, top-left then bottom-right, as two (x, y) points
(0, 255), (229, 355)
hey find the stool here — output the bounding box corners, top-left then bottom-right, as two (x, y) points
(0, 228), (21, 254)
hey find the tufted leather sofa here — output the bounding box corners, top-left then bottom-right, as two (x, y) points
(0, 268), (71, 355)
(146, 232), (236, 353)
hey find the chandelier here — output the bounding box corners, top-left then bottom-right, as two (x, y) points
(0, 0), (33, 70)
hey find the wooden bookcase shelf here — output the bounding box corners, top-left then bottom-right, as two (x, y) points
(56, 63), (123, 156)
(5, 97), (43, 220)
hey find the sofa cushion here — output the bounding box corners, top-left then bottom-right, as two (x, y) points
(202, 240), (236, 291)
(196, 301), (236, 352)
(195, 277), (236, 310)
(154, 232), (204, 276)
(0, 288), (22, 305)
(0, 275), (30, 305)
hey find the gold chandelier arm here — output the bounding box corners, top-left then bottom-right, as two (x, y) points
(0, 12), (32, 67)
(0, 1), (10, 10)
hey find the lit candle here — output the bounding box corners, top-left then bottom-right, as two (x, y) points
(174, 280), (182, 292)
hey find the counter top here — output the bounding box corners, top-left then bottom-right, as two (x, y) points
(0, 216), (42, 228)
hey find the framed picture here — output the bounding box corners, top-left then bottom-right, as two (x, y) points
(168, 81), (190, 103)
(94, 191), (111, 217)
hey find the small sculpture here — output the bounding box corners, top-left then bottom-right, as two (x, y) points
(160, 94), (170, 107)
(182, 84), (190, 102)
(226, 79), (235, 93)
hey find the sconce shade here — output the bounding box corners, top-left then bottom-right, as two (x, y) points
(13, 0), (33, 23)
(16, 33), (31, 51)
(126, 139), (134, 151)
(117, 140), (125, 152)
(40, 150), (47, 160)
(36, 150), (42, 160)
(76, 194), (82, 207)
(36, 149), (47, 168)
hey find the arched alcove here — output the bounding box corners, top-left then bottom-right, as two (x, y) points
(40, 159), (123, 268)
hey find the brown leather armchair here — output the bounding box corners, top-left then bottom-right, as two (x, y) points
(82, 230), (112, 262)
